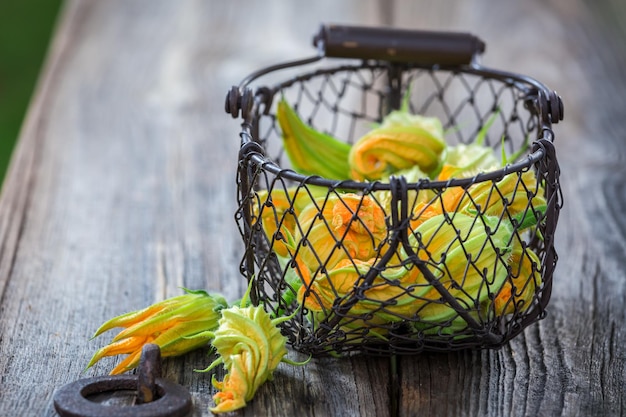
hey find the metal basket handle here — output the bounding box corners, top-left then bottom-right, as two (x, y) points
(313, 24), (485, 66)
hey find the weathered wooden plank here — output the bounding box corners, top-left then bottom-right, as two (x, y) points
(242, 355), (392, 417)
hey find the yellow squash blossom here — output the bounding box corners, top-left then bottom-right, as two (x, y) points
(436, 136), (545, 221)
(349, 122), (446, 181)
(254, 185), (326, 257)
(410, 186), (465, 230)
(298, 257), (424, 323)
(276, 98), (352, 179)
(193, 293), (307, 413)
(87, 289), (228, 375)
(410, 169), (545, 231)
(493, 236), (542, 316)
(348, 99), (446, 181)
(295, 211), (515, 340)
(436, 110), (506, 180)
(438, 143), (500, 180)
(295, 193), (387, 272)
(296, 257), (407, 345)
(407, 213), (513, 325)
(459, 169), (546, 218)
(372, 165), (431, 225)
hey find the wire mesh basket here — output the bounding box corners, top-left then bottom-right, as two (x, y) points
(227, 25), (563, 356)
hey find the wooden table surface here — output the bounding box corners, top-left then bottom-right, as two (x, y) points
(1, 1), (625, 416)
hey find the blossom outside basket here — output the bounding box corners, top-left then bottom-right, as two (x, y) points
(226, 25), (563, 356)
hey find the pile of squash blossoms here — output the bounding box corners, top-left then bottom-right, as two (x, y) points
(256, 97), (545, 343)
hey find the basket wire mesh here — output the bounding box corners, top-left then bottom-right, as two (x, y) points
(230, 28), (562, 356)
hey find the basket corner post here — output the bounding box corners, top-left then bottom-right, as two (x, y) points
(236, 151), (261, 307)
(225, 85), (255, 121)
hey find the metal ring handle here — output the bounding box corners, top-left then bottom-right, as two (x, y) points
(53, 375), (192, 417)
(53, 344), (191, 417)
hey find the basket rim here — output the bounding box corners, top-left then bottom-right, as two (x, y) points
(240, 142), (547, 191)
(235, 58), (557, 190)
(237, 57), (555, 103)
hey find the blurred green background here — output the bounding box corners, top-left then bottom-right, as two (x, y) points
(0, 0), (64, 186)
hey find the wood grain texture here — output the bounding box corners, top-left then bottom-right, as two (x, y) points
(0, 0), (624, 416)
